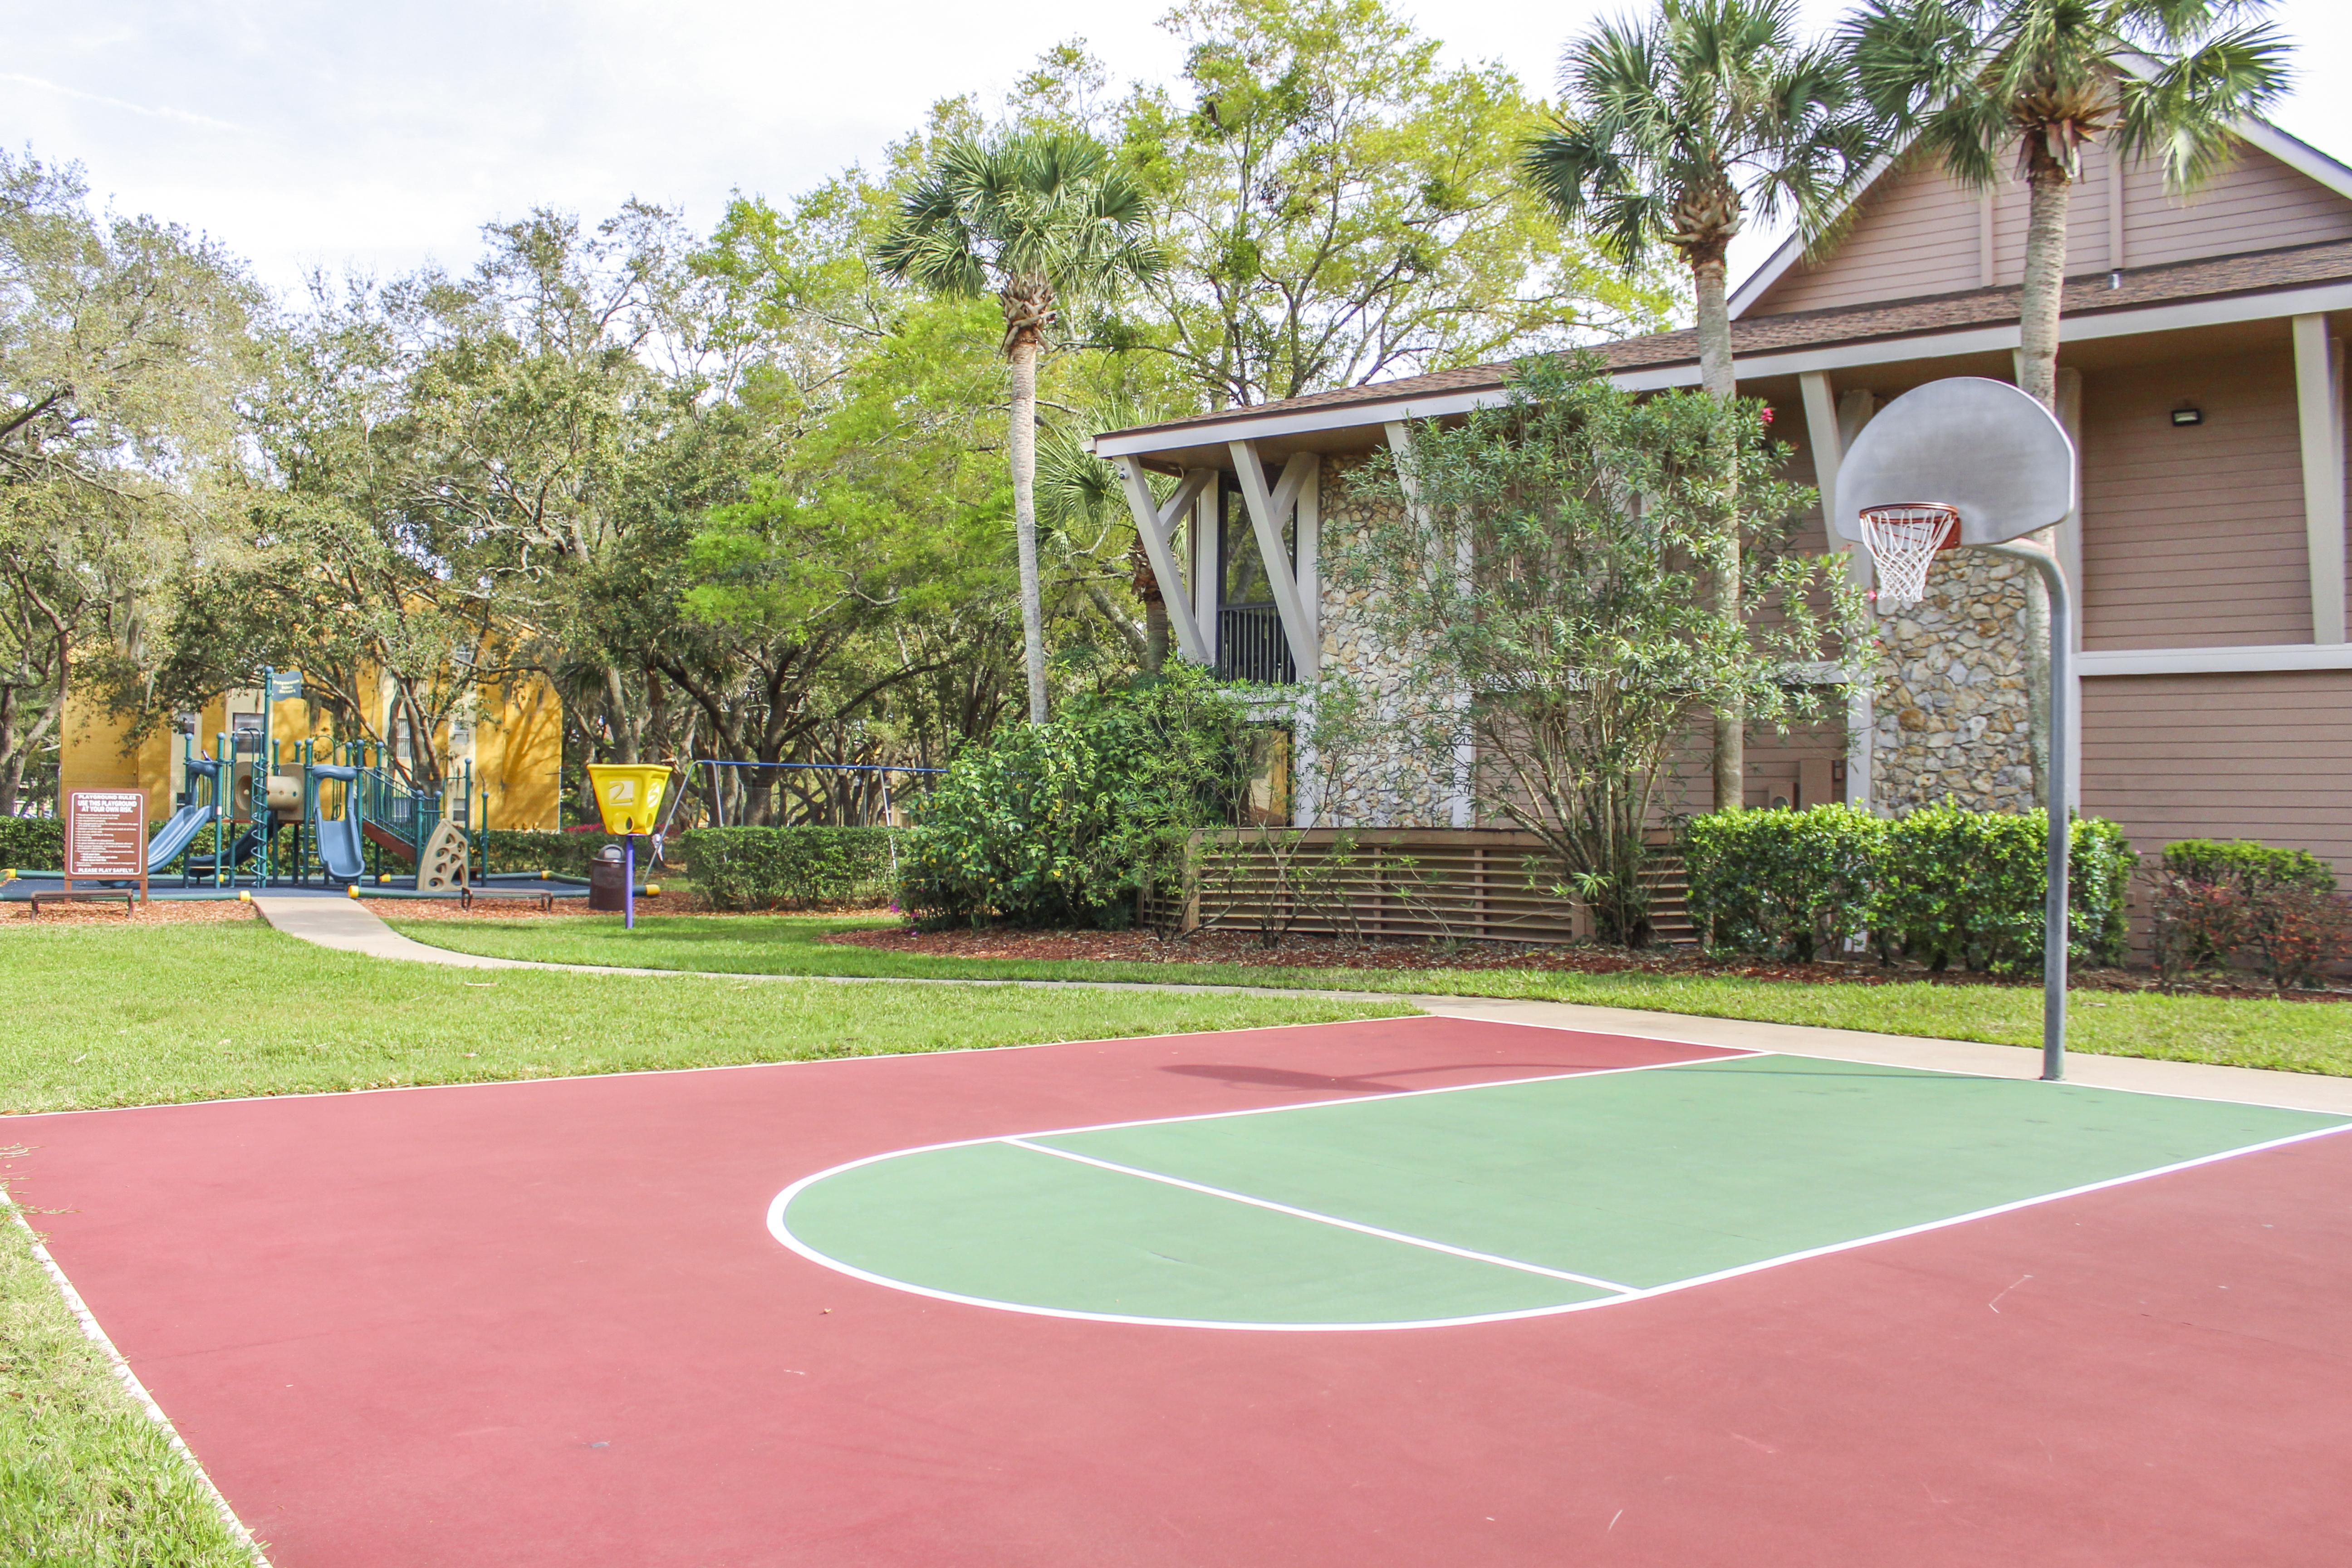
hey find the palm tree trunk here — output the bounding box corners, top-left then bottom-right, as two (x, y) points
(1144, 598), (1169, 673)
(1694, 251), (1743, 813)
(2016, 165), (2073, 810)
(1008, 333), (1050, 724)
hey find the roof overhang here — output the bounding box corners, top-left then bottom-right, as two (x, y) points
(1096, 276), (2352, 460)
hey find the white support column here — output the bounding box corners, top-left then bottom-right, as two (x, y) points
(1226, 440), (1322, 676)
(1803, 372), (1878, 813)
(1289, 458), (1326, 828)
(2293, 314), (2348, 644)
(1115, 459), (1214, 665)
(2106, 143), (2127, 273)
(1193, 482), (1220, 664)
(2054, 367), (2085, 807)
(1295, 460), (1321, 671)
(1979, 191), (1996, 289)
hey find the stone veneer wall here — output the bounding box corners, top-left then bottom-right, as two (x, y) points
(1313, 459), (2029, 824)
(1313, 459), (1456, 828)
(1869, 550), (2036, 813)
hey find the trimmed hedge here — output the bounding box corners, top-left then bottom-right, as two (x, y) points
(479, 829), (628, 877)
(676, 826), (898, 910)
(1680, 804), (1881, 963)
(2161, 838), (2335, 893)
(0, 814), (64, 871)
(1684, 803), (2135, 973)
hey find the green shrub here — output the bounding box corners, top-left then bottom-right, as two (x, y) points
(1682, 802), (2133, 974)
(2150, 838), (2348, 991)
(677, 826), (898, 911)
(899, 664), (1253, 929)
(1876, 805), (2133, 973)
(1683, 804), (1885, 961)
(0, 815), (64, 871)
(480, 829), (621, 878)
(2161, 838), (2335, 893)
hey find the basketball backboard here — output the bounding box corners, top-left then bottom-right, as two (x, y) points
(1830, 377), (2075, 547)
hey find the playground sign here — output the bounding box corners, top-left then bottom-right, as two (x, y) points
(585, 764), (672, 836)
(66, 789), (148, 902)
(266, 669), (304, 701)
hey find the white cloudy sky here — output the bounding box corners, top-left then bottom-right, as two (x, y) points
(9, 0), (2350, 298)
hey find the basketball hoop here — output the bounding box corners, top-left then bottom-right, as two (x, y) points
(1857, 502), (1960, 609)
(1832, 380), (2079, 1082)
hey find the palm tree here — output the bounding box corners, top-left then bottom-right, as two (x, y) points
(1524, 0), (1875, 811)
(1036, 404), (1175, 673)
(876, 132), (1162, 724)
(1844, 0), (2290, 412)
(1843, 0), (2290, 804)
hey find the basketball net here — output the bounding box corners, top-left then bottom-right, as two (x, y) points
(1858, 503), (1959, 610)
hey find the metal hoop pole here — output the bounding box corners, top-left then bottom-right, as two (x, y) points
(1984, 541), (2071, 1081)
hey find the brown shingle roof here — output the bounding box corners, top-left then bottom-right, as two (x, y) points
(1102, 238), (2352, 444)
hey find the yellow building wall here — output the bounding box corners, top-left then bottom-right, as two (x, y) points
(58, 690), (176, 826)
(473, 677), (564, 831)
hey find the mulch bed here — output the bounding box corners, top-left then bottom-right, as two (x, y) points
(0, 895), (259, 926)
(385, 893), (777, 920)
(828, 923), (2351, 1002)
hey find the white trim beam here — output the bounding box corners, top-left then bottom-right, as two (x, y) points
(1226, 441), (1322, 677)
(2292, 313), (2348, 644)
(2078, 642), (2352, 676)
(1096, 281), (2352, 461)
(1116, 459), (1214, 664)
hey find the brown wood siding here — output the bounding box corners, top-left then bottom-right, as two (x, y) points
(1754, 162), (1984, 315)
(2080, 670), (2352, 876)
(1748, 145), (2352, 318)
(2078, 346), (2314, 649)
(2122, 147), (2352, 270)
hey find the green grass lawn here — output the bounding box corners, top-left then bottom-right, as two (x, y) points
(0, 921), (1405, 1563)
(385, 912), (2352, 1078)
(0, 1210), (260, 1567)
(0, 922), (1409, 1117)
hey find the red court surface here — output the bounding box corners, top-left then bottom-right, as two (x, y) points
(9, 1014), (2352, 1566)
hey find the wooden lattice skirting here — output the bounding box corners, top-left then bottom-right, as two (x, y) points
(1141, 828), (1691, 948)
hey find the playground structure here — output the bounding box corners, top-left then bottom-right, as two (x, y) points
(144, 668), (498, 894)
(163, 732), (484, 892)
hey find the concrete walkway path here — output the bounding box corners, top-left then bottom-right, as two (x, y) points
(251, 896), (2352, 1117)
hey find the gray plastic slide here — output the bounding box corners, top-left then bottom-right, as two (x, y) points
(315, 814), (366, 882)
(146, 801), (218, 871)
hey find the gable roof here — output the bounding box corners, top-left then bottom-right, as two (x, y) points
(1727, 115), (2352, 320)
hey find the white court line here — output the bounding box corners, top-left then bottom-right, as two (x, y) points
(988, 1048), (1758, 1142)
(766, 1066), (2352, 1333)
(1435, 1009), (2350, 1117)
(5, 1196), (274, 1562)
(1000, 1136), (1635, 1294)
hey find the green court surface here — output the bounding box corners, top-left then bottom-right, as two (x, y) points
(771, 1054), (2350, 1329)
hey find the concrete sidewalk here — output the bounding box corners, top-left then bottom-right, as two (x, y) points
(251, 895), (2352, 1117)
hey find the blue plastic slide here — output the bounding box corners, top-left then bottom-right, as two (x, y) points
(146, 800), (218, 871)
(310, 764), (367, 882)
(315, 814), (366, 882)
